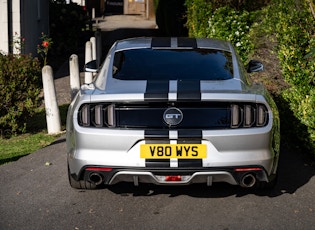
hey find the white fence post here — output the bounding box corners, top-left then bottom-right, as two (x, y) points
(92, 8), (95, 19)
(90, 37), (96, 61)
(69, 54), (80, 100)
(85, 41), (93, 84)
(42, 65), (61, 134)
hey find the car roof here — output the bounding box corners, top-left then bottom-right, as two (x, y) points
(92, 37), (249, 94)
(113, 37), (233, 52)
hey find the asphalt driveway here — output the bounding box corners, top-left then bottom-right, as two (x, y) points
(1, 135), (315, 229)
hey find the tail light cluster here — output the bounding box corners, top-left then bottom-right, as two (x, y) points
(231, 103), (269, 128)
(78, 103), (269, 129)
(78, 103), (115, 127)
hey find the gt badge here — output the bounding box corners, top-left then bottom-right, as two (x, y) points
(163, 107), (183, 126)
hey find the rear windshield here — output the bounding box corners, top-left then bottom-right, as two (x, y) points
(112, 48), (233, 80)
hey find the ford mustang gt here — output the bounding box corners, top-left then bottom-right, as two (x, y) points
(66, 37), (280, 189)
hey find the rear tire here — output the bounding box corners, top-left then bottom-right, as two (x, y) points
(255, 174), (278, 189)
(68, 164), (97, 190)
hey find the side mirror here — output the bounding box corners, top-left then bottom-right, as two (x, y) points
(247, 60), (264, 73)
(84, 60), (98, 73)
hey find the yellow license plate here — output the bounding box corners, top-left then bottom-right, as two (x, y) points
(140, 144), (207, 159)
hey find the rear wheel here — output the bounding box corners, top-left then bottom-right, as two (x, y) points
(255, 174), (278, 189)
(67, 164), (97, 190)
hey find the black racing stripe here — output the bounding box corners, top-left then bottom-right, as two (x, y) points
(144, 80), (169, 101)
(144, 130), (169, 139)
(177, 37), (197, 48)
(178, 130), (202, 168)
(177, 80), (201, 101)
(145, 159), (170, 168)
(177, 130), (203, 140)
(145, 130), (170, 168)
(151, 37), (171, 48)
(177, 159), (203, 168)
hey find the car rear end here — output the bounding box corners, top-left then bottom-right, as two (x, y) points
(66, 37), (280, 189)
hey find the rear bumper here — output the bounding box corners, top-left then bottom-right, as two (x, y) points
(71, 166), (271, 187)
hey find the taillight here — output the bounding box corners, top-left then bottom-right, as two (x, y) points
(257, 104), (268, 126)
(231, 104), (242, 128)
(106, 104), (115, 127)
(93, 105), (103, 127)
(244, 105), (255, 127)
(78, 103), (115, 128)
(80, 104), (90, 126)
(231, 103), (268, 128)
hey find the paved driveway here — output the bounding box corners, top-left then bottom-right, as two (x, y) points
(1, 136), (315, 230)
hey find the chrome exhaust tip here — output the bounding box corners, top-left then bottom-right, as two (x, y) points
(240, 173), (256, 188)
(89, 173), (103, 185)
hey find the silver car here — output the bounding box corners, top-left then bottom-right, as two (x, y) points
(66, 37), (280, 190)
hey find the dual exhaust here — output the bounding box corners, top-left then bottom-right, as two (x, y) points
(239, 173), (257, 188)
(89, 172), (104, 185)
(86, 168), (262, 188)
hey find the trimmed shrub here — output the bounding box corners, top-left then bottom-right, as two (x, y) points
(185, 0), (213, 38)
(0, 53), (42, 135)
(266, 0), (315, 151)
(49, 0), (90, 56)
(185, 0), (315, 154)
(156, 0), (188, 36)
(206, 6), (256, 61)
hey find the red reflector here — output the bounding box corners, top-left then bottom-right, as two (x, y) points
(234, 168), (262, 172)
(165, 175), (182, 181)
(85, 167), (112, 172)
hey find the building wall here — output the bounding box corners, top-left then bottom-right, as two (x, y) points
(124, 0), (155, 19)
(21, 0), (49, 55)
(0, 0), (10, 53)
(0, 0), (49, 55)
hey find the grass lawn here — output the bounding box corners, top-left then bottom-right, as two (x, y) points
(0, 104), (69, 165)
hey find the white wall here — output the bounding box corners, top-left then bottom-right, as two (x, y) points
(0, 0), (10, 53)
(12, 0), (21, 54)
(0, 0), (49, 55)
(21, 0), (49, 55)
(72, 0), (85, 5)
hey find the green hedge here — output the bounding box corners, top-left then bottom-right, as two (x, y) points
(268, 0), (315, 150)
(49, 0), (90, 56)
(185, 0), (315, 153)
(155, 0), (188, 36)
(0, 54), (42, 135)
(185, 1), (258, 61)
